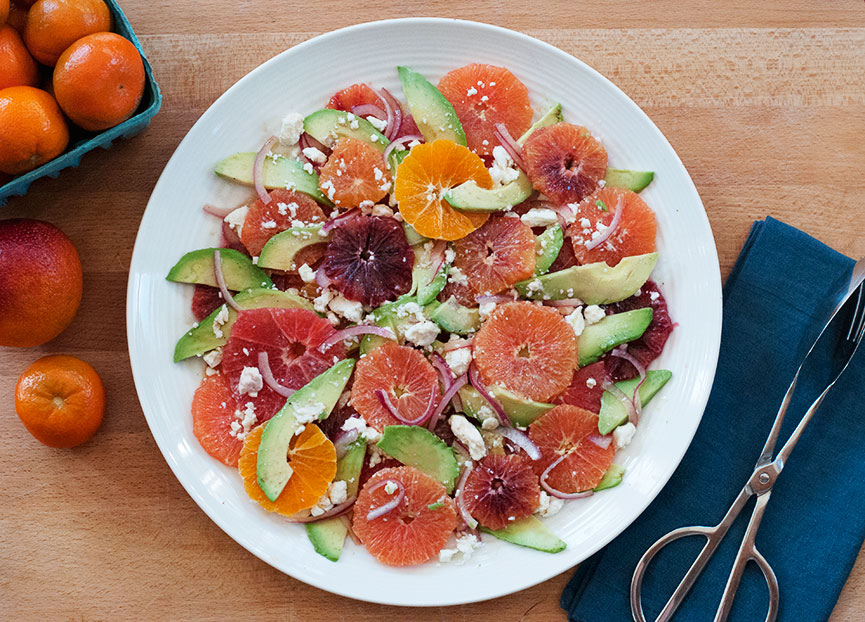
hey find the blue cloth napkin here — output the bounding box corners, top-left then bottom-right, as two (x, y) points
(562, 217), (863, 621)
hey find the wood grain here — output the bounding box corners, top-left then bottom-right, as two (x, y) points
(2, 2), (864, 620)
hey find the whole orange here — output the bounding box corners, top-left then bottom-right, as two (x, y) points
(6, 1), (29, 33)
(0, 0), (9, 27)
(0, 219), (82, 347)
(23, 0), (110, 66)
(15, 355), (105, 448)
(0, 25), (39, 89)
(53, 32), (144, 131)
(0, 86), (68, 174)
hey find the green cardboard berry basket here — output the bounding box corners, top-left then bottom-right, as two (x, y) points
(0, 0), (162, 206)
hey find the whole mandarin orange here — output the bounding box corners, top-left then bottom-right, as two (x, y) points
(0, 25), (39, 89)
(23, 0), (110, 66)
(53, 32), (144, 131)
(6, 1), (29, 33)
(0, 219), (82, 347)
(0, 0), (9, 27)
(15, 355), (105, 448)
(0, 86), (69, 174)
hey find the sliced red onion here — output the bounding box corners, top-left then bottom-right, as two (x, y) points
(441, 336), (473, 352)
(543, 298), (585, 307)
(383, 134), (423, 166)
(430, 352), (453, 390)
(609, 347), (647, 417)
(604, 378), (639, 426)
(314, 268), (332, 290)
(497, 427), (541, 460)
(427, 240), (447, 287)
(351, 103), (387, 119)
(333, 429), (360, 459)
(376, 388), (437, 426)
(257, 351), (295, 398)
(321, 207), (359, 234)
(494, 123), (526, 170)
(287, 497), (357, 523)
(212, 250), (243, 312)
(454, 462), (478, 530)
(377, 88), (403, 141)
(366, 479), (405, 520)
(341, 515), (361, 545)
(588, 433), (613, 450)
(540, 454), (595, 499)
(425, 373), (468, 432)
(318, 325), (395, 353)
(253, 136), (278, 205)
(202, 203), (235, 219)
(584, 195), (624, 251)
(299, 132), (329, 154)
(551, 203), (578, 230)
(474, 293), (517, 305)
(468, 362), (511, 428)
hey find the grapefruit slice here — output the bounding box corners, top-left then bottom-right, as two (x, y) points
(569, 187), (657, 267)
(473, 302), (578, 402)
(529, 404), (615, 493)
(191, 373), (243, 467)
(463, 454), (540, 530)
(352, 466), (457, 566)
(522, 123), (608, 205)
(437, 63), (533, 157)
(350, 342), (439, 431)
(238, 424), (337, 517)
(318, 137), (391, 208)
(241, 188), (327, 258)
(222, 308), (345, 421)
(555, 361), (607, 413)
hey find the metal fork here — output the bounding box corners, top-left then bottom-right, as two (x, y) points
(630, 259), (865, 622)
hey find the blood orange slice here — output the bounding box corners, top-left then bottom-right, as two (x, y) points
(222, 308), (345, 421)
(522, 123), (607, 205)
(441, 214), (536, 306)
(318, 137), (391, 208)
(555, 361), (607, 413)
(437, 63), (533, 157)
(463, 454), (540, 530)
(191, 284), (224, 321)
(569, 187), (657, 267)
(191, 373), (243, 467)
(240, 188), (327, 258)
(473, 302), (578, 402)
(529, 404), (615, 493)
(238, 423), (337, 516)
(350, 342), (439, 431)
(352, 466), (457, 566)
(326, 83), (380, 111)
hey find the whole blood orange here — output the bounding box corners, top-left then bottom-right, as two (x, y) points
(0, 1), (8, 26)
(53, 31), (145, 131)
(23, 0), (111, 66)
(15, 355), (105, 448)
(0, 85), (69, 174)
(0, 24), (38, 89)
(0, 218), (82, 347)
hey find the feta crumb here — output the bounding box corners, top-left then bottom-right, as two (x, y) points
(342, 416), (382, 443)
(371, 204), (394, 218)
(229, 401), (258, 441)
(294, 402), (324, 425)
(438, 532), (482, 564)
(526, 279), (543, 294)
(202, 347), (222, 369)
(448, 266), (469, 287)
(450, 415), (486, 460)
(328, 294), (364, 324)
(439, 548), (458, 563)
(301, 146), (327, 163)
(310, 480), (349, 516)
(444, 345), (472, 377)
(298, 263), (316, 283)
(261, 220), (277, 229)
(650, 291), (660, 302)
(535, 490), (565, 518)
(367, 444), (384, 467)
(583, 305), (606, 325)
(212, 305), (229, 338)
(223, 205), (248, 237)
(614, 422), (637, 449)
(403, 320), (439, 347)
(586, 377), (597, 389)
(564, 307), (586, 337)
(313, 288), (335, 314)
(384, 481), (398, 495)
(478, 300), (497, 321)
(579, 217), (592, 228)
(366, 116), (388, 131)
(278, 112), (304, 145)
(481, 416), (499, 431)
(488, 145), (519, 186)
(238, 366), (264, 397)
(302, 162), (315, 174)
(466, 86), (478, 96)
(520, 208), (559, 228)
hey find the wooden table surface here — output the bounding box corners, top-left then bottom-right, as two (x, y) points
(2, 1), (865, 619)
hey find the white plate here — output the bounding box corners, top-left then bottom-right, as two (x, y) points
(127, 18), (722, 606)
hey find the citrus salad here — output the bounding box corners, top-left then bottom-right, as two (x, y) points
(167, 63), (673, 566)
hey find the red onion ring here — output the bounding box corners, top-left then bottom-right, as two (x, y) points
(441, 336), (473, 352)
(427, 240), (447, 287)
(584, 195), (624, 251)
(604, 378), (639, 426)
(383, 134), (423, 166)
(493, 123), (526, 170)
(468, 362), (511, 428)
(202, 203), (235, 219)
(375, 387), (438, 426)
(430, 353), (453, 391)
(257, 352), (295, 398)
(454, 463), (478, 529)
(299, 132), (329, 154)
(253, 136), (278, 205)
(286, 497), (357, 523)
(333, 429), (360, 459)
(212, 250), (243, 312)
(543, 298), (586, 307)
(497, 427), (542, 460)
(609, 347), (647, 417)
(318, 325), (395, 353)
(540, 453), (595, 499)
(314, 268), (332, 290)
(425, 373), (468, 432)
(551, 203), (578, 231)
(377, 88), (403, 141)
(321, 207), (359, 234)
(351, 103), (387, 120)
(366, 479), (405, 520)
(588, 433), (612, 450)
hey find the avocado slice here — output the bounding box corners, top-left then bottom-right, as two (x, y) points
(481, 515), (566, 553)
(166, 248), (273, 290)
(377, 425), (459, 493)
(257, 359), (355, 501)
(412, 243), (450, 305)
(516, 103), (563, 146)
(337, 439), (367, 498)
(442, 171), (533, 213)
(579, 308), (653, 366)
(534, 225), (564, 276)
(604, 169), (655, 193)
(398, 66), (466, 145)
(214, 152), (332, 206)
(303, 109), (389, 152)
(425, 296), (481, 335)
(594, 463), (625, 491)
(257, 225), (330, 271)
(402, 222), (428, 246)
(514, 253), (658, 304)
(174, 288), (314, 362)
(458, 385), (554, 427)
(598, 369), (672, 434)
(358, 297), (419, 354)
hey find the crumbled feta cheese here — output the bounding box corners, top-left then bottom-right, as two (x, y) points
(202, 347), (222, 368)
(439, 548), (458, 563)
(535, 490), (565, 518)
(298, 263), (316, 283)
(302, 162), (315, 174)
(294, 402), (324, 425)
(526, 279), (543, 294)
(229, 401), (258, 441)
(261, 219), (277, 229)
(384, 481), (398, 495)
(403, 320), (439, 347)
(448, 266), (469, 287)
(488, 145), (519, 186)
(238, 366), (264, 397)
(450, 415), (486, 460)
(367, 444), (384, 467)
(614, 422), (637, 449)
(313, 288), (335, 314)
(342, 416), (382, 443)
(278, 112), (304, 145)
(579, 217), (591, 228)
(444, 345), (472, 377)
(371, 204), (394, 218)
(650, 291), (660, 302)
(328, 294), (364, 324)
(586, 377), (597, 389)
(366, 116), (388, 131)
(310, 480), (349, 516)
(440, 533), (483, 564)
(481, 415), (499, 431)
(223, 205), (248, 237)
(466, 86), (478, 96)
(520, 208), (559, 228)
(478, 300), (497, 321)
(212, 305), (229, 338)
(564, 307), (586, 337)
(301, 146), (327, 163)
(583, 305), (606, 325)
